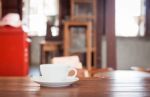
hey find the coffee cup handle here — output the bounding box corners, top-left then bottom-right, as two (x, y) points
(68, 68), (77, 78)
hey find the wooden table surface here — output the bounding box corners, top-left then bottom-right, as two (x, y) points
(0, 70), (150, 97)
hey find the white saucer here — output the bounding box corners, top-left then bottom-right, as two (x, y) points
(31, 76), (79, 87)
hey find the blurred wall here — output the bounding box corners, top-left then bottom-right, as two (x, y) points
(116, 37), (150, 69)
(30, 36), (45, 66)
(30, 36), (150, 69)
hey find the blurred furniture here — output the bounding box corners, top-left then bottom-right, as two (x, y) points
(63, 21), (92, 70)
(70, 0), (97, 66)
(51, 56), (89, 78)
(89, 67), (113, 77)
(1, 70), (150, 96)
(70, 0), (96, 20)
(45, 18), (61, 41)
(0, 26), (29, 76)
(131, 66), (150, 73)
(40, 41), (62, 64)
(59, 0), (116, 69)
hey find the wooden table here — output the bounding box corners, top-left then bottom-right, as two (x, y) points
(0, 70), (150, 97)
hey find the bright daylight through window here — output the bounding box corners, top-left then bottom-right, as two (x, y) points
(22, 0), (59, 36)
(115, 0), (145, 37)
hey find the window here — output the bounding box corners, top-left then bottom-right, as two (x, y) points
(115, 0), (145, 37)
(22, 0), (59, 36)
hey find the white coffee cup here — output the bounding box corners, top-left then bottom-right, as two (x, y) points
(40, 64), (77, 81)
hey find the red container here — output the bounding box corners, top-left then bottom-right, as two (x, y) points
(0, 26), (29, 76)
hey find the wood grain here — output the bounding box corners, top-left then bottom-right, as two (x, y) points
(0, 71), (150, 97)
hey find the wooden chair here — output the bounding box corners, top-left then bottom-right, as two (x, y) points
(63, 21), (93, 71)
(130, 66), (150, 73)
(40, 41), (62, 64)
(51, 55), (89, 78)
